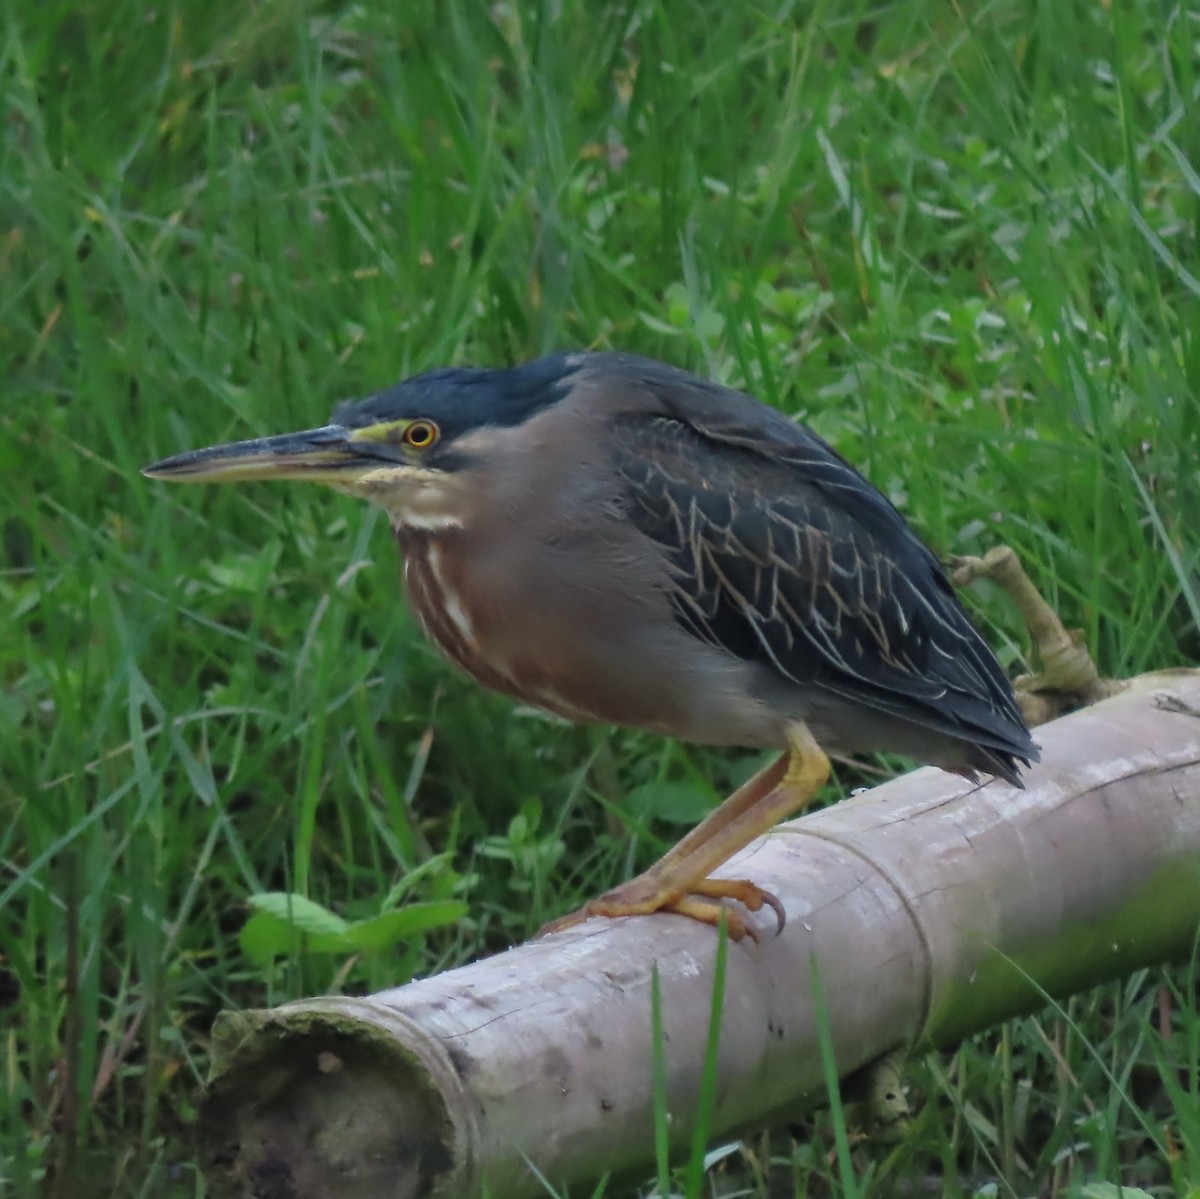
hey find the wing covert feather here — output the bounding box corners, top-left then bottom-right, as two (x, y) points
(610, 408), (1030, 755)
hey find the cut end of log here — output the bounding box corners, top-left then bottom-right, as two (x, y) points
(198, 1006), (456, 1199)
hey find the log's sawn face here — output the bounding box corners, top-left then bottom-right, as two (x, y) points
(199, 1007), (457, 1199)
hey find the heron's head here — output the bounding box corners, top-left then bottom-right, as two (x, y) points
(143, 355), (580, 530)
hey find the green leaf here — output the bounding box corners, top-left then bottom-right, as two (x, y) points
(240, 894), (364, 963)
(341, 901), (469, 952)
(239, 911), (305, 966)
(626, 781), (715, 825)
(1080, 1185), (1155, 1199)
(246, 891), (349, 937)
(380, 854), (458, 909)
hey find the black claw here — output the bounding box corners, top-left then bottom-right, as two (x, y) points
(762, 889), (787, 936)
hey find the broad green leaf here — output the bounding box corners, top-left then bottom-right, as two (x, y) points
(240, 911), (304, 966)
(1080, 1186), (1154, 1199)
(246, 892), (349, 937)
(380, 854), (457, 909)
(342, 901), (469, 951)
(626, 781), (715, 826)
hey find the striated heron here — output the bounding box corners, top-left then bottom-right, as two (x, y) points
(144, 351), (1038, 940)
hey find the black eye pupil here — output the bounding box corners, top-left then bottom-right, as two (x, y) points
(408, 423), (435, 446)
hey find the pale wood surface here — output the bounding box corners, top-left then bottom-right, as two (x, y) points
(199, 670), (1200, 1199)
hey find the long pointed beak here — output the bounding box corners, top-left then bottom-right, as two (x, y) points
(142, 426), (374, 484)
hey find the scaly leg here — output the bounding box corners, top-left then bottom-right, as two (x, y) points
(540, 723), (830, 941)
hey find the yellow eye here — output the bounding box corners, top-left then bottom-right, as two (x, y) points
(403, 420), (439, 449)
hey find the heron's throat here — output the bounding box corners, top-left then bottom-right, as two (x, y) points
(342, 465), (470, 533)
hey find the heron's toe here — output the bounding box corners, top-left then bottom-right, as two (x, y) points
(690, 877), (786, 934)
(537, 873), (781, 941)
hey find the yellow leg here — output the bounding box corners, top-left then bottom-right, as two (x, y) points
(540, 723), (830, 942)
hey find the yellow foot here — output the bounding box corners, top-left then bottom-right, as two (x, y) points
(539, 874), (785, 942)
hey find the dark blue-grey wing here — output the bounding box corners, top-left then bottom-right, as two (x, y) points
(610, 407), (1036, 780)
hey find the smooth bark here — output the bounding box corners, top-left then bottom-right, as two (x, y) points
(199, 670), (1200, 1199)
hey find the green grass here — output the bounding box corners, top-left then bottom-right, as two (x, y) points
(3, 0), (1198, 1194)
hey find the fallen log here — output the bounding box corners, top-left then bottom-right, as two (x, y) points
(198, 670), (1200, 1199)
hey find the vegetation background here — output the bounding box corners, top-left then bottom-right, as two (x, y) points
(3, 0), (1198, 1195)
